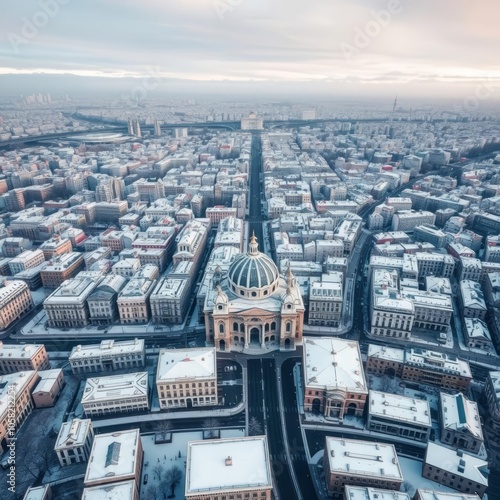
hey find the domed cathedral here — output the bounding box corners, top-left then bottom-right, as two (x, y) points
(204, 234), (305, 353)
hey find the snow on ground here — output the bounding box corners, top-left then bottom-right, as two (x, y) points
(398, 456), (455, 496)
(31, 288), (49, 305)
(0, 370), (80, 498)
(139, 429), (245, 500)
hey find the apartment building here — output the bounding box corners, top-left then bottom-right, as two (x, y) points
(83, 428), (143, 499)
(8, 249), (45, 274)
(39, 236), (72, 260)
(366, 345), (472, 391)
(0, 371), (39, 453)
(459, 257), (483, 282)
(308, 280), (343, 327)
(344, 486), (409, 500)
(414, 490), (480, 500)
(87, 274), (127, 325)
(40, 252), (85, 288)
(117, 278), (156, 324)
(440, 392), (484, 454)
(205, 206), (238, 225)
(463, 318), (494, 350)
(323, 437), (404, 496)
(460, 280), (487, 320)
(0, 342), (49, 374)
(302, 338), (367, 420)
(214, 216), (244, 251)
(44, 277), (100, 328)
(367, 390), (432, 442)
(69, 338), (145, 375)
(423, 443), (488, 498)
(150, 278), (190, 325)
(392, 210), (436, 232)
(112, 258), (141, 278)
(32, 368), (64, 408)
(0, 280), (34, 331)
(483, 370), (500, 430)
(81, 372), (149, 416)
(82, 481), (138, 500)
(400, 289), (453, 332)
(55, 418), (94, 467)
(185, 436), (272, 500)
(172, 218), (210, 275)
(156, 348), (218, 409)
(416, 253), (455, 279)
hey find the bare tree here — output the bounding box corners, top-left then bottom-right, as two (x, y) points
(164, 465), (183, 497)
(202, 418), (220, 438)
(156, 419), (173, 440)
(380, 374), (392, 393)
(152, 464), (164, 482)
(145, 485), (161, 500)
(248, 416), (263, 436)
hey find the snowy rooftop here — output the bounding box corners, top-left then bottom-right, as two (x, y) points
(425, 443), (488, 486)
(415, 489), (480, 500)
(369, 390), (431, 427)
(81, 480), (136, 500)
(401, 290), (453, 310)
(22, 485), (52, 500)
(82, 372), (148, 403)
(344, 486), (410, 500)
(460, 280), (487, 310)
(0, 342), (45, 360)
(463, 318), (491, 341)
(157, 348), (216, 382)
(151, 278), (188, 299)
(406, 348), (472, 378)
(33, 368), (62, 394)
(44, 277), (99, 304)
(0, 280), (30, 308)
(55, 418), (93, 450)
(440, 393), (483, 440)
(117, 278), (156, 299)
(324, 437), (403, 481)
(69, 339), (144, 360)
(185, 436), (271, 495)
(85, 429), (141, 484)
(425, 276), (452, 295)
(303, 338), (367, 393)
(367, 344), (405, 363)
(0, 371), (37, 418)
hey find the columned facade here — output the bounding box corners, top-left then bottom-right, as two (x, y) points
(204, 235), (304, 354)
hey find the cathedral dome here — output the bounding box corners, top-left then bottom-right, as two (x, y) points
(227, 234), (279, 299)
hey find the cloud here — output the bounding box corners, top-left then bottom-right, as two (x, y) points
(0, 0), (498, 97)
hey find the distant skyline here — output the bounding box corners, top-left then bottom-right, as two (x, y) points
(0, 0), (499, 99)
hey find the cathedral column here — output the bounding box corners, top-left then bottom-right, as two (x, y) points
(244, 324), (249, 348)
(260, 325), (265, 349)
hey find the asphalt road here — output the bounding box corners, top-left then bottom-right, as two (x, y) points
(248, 359), (297, 500)
(281, 358), (317, 499)
(249, 133), (264, 249)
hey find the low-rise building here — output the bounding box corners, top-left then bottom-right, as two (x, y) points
(0, 370), (39, 453)
(82, 480), (138, 500)
(0, 342), (49, 374)
(308, 280), (343, 327)
(460, 280), (487, 320)
(440, 392), (484, 454)
(0, 280), (34, 331)
(69, 338), (145, 375)
(40, 252), (85, 288)
(117, 278), (156, 324)
(323, 437), (404, 496)
(303, 338), (367, 420)
(366, 345), (472, 391)
(423, 443), (488, 498)
(185, 436), (272, 500)
(463, 318), (494, 350)
(83, 428), (143, 498)
(344, 486), (410, 500)
(44, 277), (100, 328)
(414, 490), (480, 500)
(8, 249), (45, 274)
(39, 236), (72, 260)
(81, 372), (149, 416)
(367, 390), (432, 442)
(483, 370), (500, 430)
(157, 347), (217, 409)
(112, 258), (141, 278)
(32, 368), (64, 408)
(87, 274), (127, 325)
(151, 278), (190, 324)
(55, 418), (94, 467)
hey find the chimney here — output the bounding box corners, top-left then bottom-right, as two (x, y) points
(225, 456), (232, 466)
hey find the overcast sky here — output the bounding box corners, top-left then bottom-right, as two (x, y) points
(0, 0), (499, 98)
